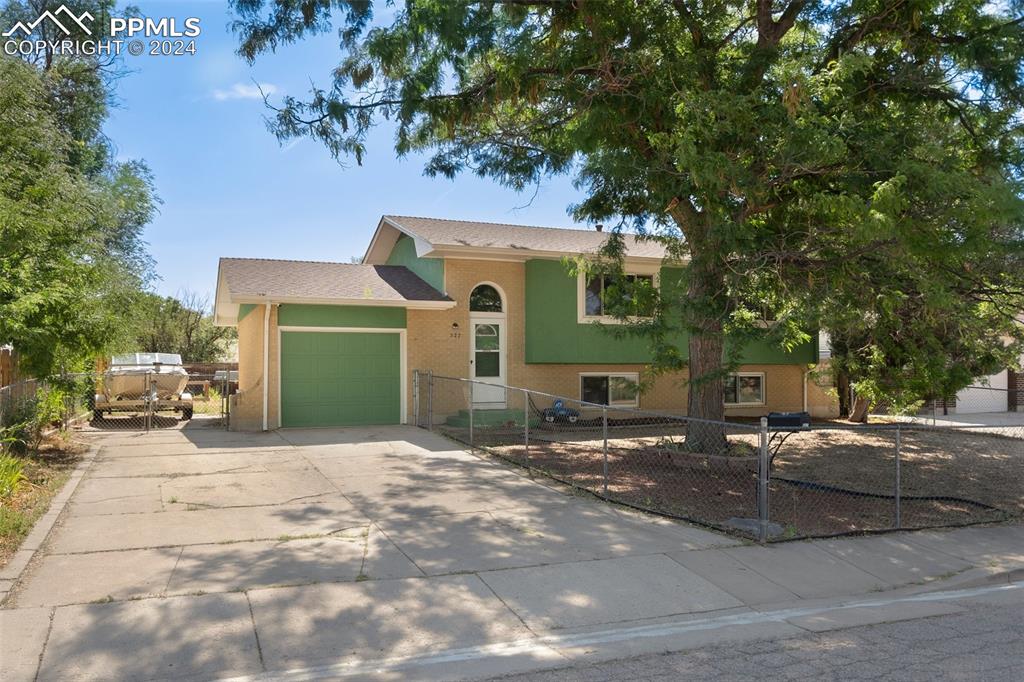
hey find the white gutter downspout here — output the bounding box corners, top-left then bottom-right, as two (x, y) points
(262, 302), (271, 431)
(803, 369), (810, 414)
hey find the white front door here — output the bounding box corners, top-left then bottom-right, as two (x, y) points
(470, 317), (506, 408)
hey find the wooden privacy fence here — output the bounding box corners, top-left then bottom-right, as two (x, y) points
(1, 347), (19, 388)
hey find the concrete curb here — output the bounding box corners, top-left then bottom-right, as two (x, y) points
(914, 565), (1024, 593)
(0, 440), (100, 604)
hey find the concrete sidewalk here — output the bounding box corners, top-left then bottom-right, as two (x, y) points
(1, 424), (1021, 681)
(890, 410), (1024, 428)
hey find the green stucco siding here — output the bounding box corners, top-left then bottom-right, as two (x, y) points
(280, 331), (401, 427)
(524, 259), (815, 365)
(385, 234), (445, 292)
(524, 259), (658, 363)
(238, 303), (257, 323)
(277, 304), (406, 328)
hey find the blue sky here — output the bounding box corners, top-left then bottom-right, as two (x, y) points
(106, 1), (586, 301)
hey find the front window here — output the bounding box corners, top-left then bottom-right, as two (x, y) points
(580, 373), (640, 407)
(582, 274), (655, 319)
(724, 373), (765, 405)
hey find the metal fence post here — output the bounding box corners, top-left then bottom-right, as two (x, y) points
(427, 370), (434, 431)
(758, 416), (770, 543)
(894, 425), (902, 529)
(468, 381), (474, 448)
(412, 370), (420, 428)
(145, 370), (152, 433)
(602, 407), (609, 498)
(523, 388), (530, 464)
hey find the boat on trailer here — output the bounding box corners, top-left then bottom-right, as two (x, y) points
(94, 353), (193, 420)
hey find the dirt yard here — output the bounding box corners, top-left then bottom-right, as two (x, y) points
(1, 435), (84, 566)
(450, 422), (1023, 540)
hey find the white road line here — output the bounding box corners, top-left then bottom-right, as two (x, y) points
(215, 580), (1022, 682)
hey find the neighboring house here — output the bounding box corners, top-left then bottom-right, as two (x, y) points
(940, 359), (1023, 414)
(213, 216), (832, 430)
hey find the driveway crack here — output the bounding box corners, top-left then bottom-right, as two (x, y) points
(162, 546), (185, 596)
(31, 606), (56, 682)
(244, 591), (266, 672)
(372, 521), (428, 577)
(474, 572), (564, 659)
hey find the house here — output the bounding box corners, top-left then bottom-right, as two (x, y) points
(213, 216), (835, 430)
(931, 360), (1023, 415)
(953, 368), (1017, 413)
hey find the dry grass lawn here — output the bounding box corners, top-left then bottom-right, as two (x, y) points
(455, 421), (1023, 539)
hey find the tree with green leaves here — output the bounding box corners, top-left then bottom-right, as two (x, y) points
(232, 1), (1024, 439)
(134, 291), (236, 363)
(1, 1), (158, 378)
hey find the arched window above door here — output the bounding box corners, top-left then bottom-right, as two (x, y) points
(469, 284), (503, 313)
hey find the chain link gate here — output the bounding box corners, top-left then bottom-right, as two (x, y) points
(1, 372), (232, 437)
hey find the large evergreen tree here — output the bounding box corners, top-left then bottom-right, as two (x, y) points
(231, 1), (1024, 434)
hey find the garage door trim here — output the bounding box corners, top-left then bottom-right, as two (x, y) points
(277, 325), (407, 427)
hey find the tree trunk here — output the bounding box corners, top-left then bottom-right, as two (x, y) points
(683, 261), (729, 454)
(685, 330), (730, 454)
(849, 394), (870, 423)
(837, 371), (851, 418)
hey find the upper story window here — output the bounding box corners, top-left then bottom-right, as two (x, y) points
(579, 272), (656, 323)
(470, 284), (503, 313)
(732, 294), (779, 328)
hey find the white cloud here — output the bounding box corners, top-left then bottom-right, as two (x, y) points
(212, 82), (277, 101)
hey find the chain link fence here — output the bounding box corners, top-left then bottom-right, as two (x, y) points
(1, 372), (231, 439)
(413, 371), (1024, 542)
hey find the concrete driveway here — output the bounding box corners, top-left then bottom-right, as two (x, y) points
(906, 411), (1024, 427)
(4, 423), (1022, 682)
(2, 423), (737, 680)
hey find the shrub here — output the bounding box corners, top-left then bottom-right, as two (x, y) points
(1, 386), (66, 454)
(0, 454), (26, 499)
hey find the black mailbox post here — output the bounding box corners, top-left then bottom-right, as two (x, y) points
(767, 411), (811, 431)
(765, 412), (812, 468)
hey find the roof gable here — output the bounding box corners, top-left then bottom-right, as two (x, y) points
(213, 258), (453, 326)
(364, 215), (667, 264)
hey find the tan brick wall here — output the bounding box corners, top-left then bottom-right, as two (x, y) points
(806, 361), (841, 418)
(230, 304), (280, 431)
(722, 364), (804, 417)
(406, 259), (811, 422)
(406, 259), (525, 423)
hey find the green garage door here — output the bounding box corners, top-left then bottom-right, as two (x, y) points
(280, 331), (401, 427)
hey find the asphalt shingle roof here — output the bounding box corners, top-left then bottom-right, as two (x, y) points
(383, 215), (666, 259)
(219, 258), (451, 302)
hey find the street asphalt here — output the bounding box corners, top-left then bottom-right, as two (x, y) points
(488, 587), (1024, 681)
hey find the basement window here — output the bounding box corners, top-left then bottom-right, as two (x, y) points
(724, 373), (765, 406)
(580, 373), (640, 407)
